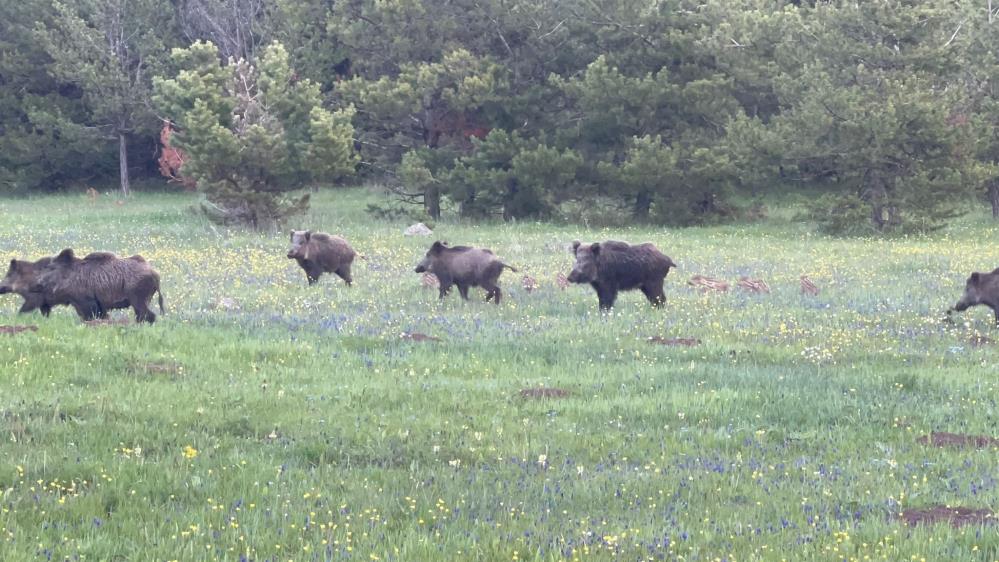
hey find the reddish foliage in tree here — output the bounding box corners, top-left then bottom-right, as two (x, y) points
(158, 122), (197, 190)
(463, 126), (491, 140)
(423, 110), (491, 150)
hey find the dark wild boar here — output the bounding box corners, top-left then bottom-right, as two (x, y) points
(287, 230), (357, 286)
(948, 268), (999, 327)
(31, 249), (164, 323)
(414, 241), (517, 304)
(567, 240), (676, 310)
(0, 257), (55, 316)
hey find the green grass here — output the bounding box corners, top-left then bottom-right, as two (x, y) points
(1, 188), (998, 561)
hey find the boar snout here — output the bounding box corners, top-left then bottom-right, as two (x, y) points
(415, 264), (427, 273)
(0, 285), (10, 295)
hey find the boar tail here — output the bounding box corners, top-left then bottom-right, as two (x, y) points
(157, 288), (165, 314)
(501, 263), (519, 273)
(358, 254), (368, 261)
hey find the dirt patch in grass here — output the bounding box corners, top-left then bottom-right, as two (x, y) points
(129, 361), (184, 377)
(1, 411), (29, 442)
(647, 336), (700, 347)
(917, 432), (998, 449)
(519, 387), (571, 399)
(84, 318), (131, 327)
(401, 332), (440, 342)
(262, 428), (287, 443)
(0, 325), (38, 335)
(900, 506), (994, 528)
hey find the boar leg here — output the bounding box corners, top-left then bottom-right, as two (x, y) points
(296, 258), (321, 285)
(71, 298), (103, 320)
(133, 301), (156, 324)
(335, 265), (353, 287)
(132, 277), (159, 323)
(18, 300), (39, 314)
(436, 274), (453, 300)
(306, 264), (323, 285)
(641, 282), (666, 308)
(131, 292), (156, 323)
(456, 283), (470, 300)
(481, 277), (501, 304)
(592, 283), (617, 310)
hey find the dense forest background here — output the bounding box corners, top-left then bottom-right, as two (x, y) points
(3, 0), (999, 233)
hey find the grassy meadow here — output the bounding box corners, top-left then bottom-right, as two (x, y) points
(0, 188), (998, 561)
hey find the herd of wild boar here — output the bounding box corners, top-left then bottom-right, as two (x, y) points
(2, 229), (999, 327)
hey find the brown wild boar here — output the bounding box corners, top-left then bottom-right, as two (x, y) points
(414, 241), (517, 304)
(948, 268), (999, 327)
(0, 257), (55, 316)
(287, 230), (357, 286)
(31, 249), (164, 323)
(567, 240), (676, 310)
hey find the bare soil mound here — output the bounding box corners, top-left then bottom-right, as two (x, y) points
(969, 335), (994, 347)
(647, 336), (700, 347)
(519, 387), (571, 399)
(916, 432), (998, 449)
(84, 318), (131, 327)
(900, 506), (994, 528)
(0, 325), (37, 335)
(400, 332), (441, 342)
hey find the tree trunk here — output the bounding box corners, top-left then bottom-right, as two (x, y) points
(862, 170), (889, 230)
(118, 132), (131, 198)
(459, 190), (477, 218)
(425, 184), (441, 219)
(503, 177), (519, 222)
(632, 190), (652, 220)
(990, 181), (999, 219)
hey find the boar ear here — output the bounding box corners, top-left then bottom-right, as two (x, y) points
(304, 230), (312, 241)
(571, 240), (581, 254)
(591, 242), (600, 256)
(971, 272), (981, 284)
(431, 241), (445, 252)
(8, 259), (16, 271)
(55, 249), (74, 263)
(290, 230), (296, 241)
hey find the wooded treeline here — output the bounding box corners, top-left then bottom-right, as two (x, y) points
(3, 0), (999, 232)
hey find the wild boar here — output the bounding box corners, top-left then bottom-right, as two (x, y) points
(414, 241), (517, 304)
(948, 268), (999, 327)
(0, 257), (54, 316)
(287, 230), (357, 286)
(567, 240), (676, 310)
(31, 249), (164, 323)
